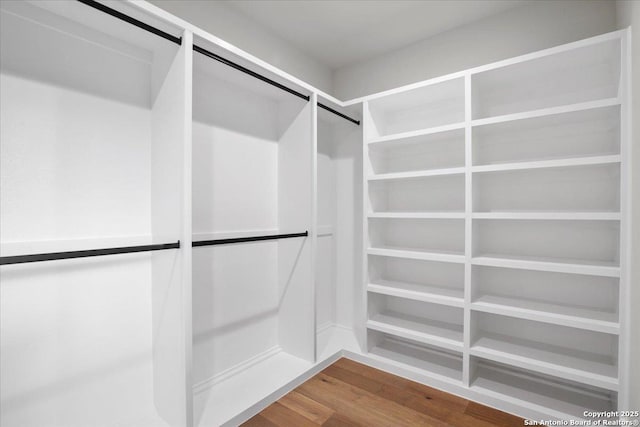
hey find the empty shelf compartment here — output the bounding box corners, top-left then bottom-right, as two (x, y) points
(368, 128), (464, 175)
(369, 218), (464, 257)
(473, 104), (620, 166)
(368, 294), (464, 351)
(471, 359), (617, 421)
(473, 219), (620, 266)
(473, 163), (620, 213)
(472, 266), (619, 333)
(369, 175), (465, 213)
(472, 37), (621, 119)
(369, 256), (464, 307)
(367, 78), (465, 137)
(368, 331), (463, 383)
(471, 312), (618, 390)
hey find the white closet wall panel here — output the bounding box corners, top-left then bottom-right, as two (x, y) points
(150, 30), (192, 427)
(0, 258), (155, 427)
(316, 120), (336, 331)
(0, 75), (151, 241)
(333, 124), (363, 331)
(278, 99), (315, 362)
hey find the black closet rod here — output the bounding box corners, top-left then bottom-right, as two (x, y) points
(194, 45), (360, 125)
(77, 0), (182, 45)
(77, 1), (360, 125)
(318, 102), (360, 126)
(193, 231), (308, 247)
(193, 45), (310, 101)
(0, 242), (181, 266)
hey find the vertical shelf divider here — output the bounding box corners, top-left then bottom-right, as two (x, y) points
(617, 28), (632, 411)
(463, 73), (473, 387)
(361, 101), (373, 352)
(150, 29), (194, 427)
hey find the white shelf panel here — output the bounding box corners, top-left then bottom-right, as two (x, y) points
(471, 255), (620, 278)
(471, 334), (618, 391)
(368, 246), (465, 264)
(368, 167), (465, 181)
(369, 212), (465, 219)
(471, 295), (619, 334)
(471, 98), (621, 128)
(472, 212), (621, 220)
(368, 337), (463, 384)
(471, 154), (620, 174)
(368, 279), (464, 308)
(367, 122), (465, 145)
(471, 362), (615, 421)
(367, 312), (463, 352)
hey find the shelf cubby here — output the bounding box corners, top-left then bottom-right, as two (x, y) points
(368, 331), (464, 383)
(367, 78), (465, 138)
(368, 175), (465, 213)
(470, 312), (618, 390)
(471, 37), (621, 119)
(370, 217), (464, 251)
(473, 219), (620, 266)
(473, 163), (620, 213)
(471, 359), (617, 420)
(368, 255), (464, 307)
(368, 294), (464, 352)
(472, 104), (620, 166)
(368, 128), (464, 175)
(471, 266), (619, 333)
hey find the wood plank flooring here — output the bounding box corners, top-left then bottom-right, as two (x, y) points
(242, 358), (525, 427)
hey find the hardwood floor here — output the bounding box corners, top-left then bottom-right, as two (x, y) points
(242, 358), (525, 427)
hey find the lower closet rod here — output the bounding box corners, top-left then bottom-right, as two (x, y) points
(0, 242), (181, 265)
(193, 231), (308, 247)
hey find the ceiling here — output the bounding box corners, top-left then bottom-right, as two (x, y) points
(224, 0), (531, 70)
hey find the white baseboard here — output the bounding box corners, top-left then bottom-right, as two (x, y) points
(193, 346), (282, 395)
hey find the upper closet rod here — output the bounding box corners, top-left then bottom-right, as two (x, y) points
(193, 45), (310, 102)
(77, 1), (360, 126)
(193, 231), (308, 247)
(194, 46), (360, 125)
(0, 242), (181, 266)
(318, 102), (360, 125)
(77, 0), (182, 45)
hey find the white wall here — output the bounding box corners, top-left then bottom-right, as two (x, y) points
(616, 0), (640, 411)
(334, 0), (617, 99)
(147, 0), (333, 94)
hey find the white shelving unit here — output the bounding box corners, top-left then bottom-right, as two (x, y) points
(362, 29), (630, 421)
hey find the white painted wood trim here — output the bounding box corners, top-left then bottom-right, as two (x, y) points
(471, 256), (620, 277)
(366, 122), (465, 145)
(471, 98), (621, 128)
(192, 346), (283, 394)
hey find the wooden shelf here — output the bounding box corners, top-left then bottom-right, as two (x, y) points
(368, 336), (463, 384)
(471, 295), (619, 334)
(368, 167), (465, 181)
(367, 312), (463, 352)
(369, 212), (465, 219)
(472, 212), (621, 220)
(368, 279), (464, 308)
(472, 98), (621, 128)
(471, 154), (620, 174)
(471, 255), (620, 277)
(368, 246), (465, 264)
(470, 333), (618, 391)
(471, 362), (615, 421)
(367, 122), (465, 145)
